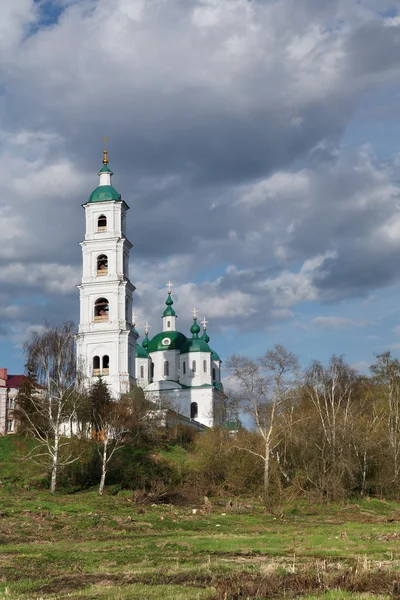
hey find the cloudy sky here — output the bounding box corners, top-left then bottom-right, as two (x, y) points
(1, 0), (400, 375)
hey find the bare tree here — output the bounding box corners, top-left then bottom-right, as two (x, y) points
(371, 351), (400, 487)
(226, 344), (299, 504)
(305, 356), (358, 456)
(16, 322), (85, 493)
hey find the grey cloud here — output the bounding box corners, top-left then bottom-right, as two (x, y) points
(1, 0), (400, 344)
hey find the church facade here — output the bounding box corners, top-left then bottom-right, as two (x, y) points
(76, 152), (225, 428)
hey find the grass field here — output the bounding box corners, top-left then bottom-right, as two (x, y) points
(0, 489), (399, 600)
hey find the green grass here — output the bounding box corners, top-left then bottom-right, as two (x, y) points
(0, 490), (399, 599)
(1, 437), (400, 599)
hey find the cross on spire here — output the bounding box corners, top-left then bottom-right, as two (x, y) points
(192, 306), (198, 319)
(201, 317), (208, 330)
(132, 312), (137, 326)
(144, 321), (151, 335)
(166, 281), (173, 293)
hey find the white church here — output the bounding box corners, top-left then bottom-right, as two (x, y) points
(75, 151), (226, 428)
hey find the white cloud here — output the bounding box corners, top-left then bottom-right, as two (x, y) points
(313, 316), (371, 330)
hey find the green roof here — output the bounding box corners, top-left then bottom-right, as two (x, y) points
(214, 381), (224, 392)
(148, 330), (187, 353)
(88, 185), (121, 203)
(181, 338), (211, 354)
(142, 334), (149, 350)
(211, 349), (221, 361)
(163, 292), (176, 317)
(136, 343), (149, 359)
(201, 329), (210, 344)
(99, 164), (112, 174)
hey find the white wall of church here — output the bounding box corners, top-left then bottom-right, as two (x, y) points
(150, 350), (180, 382)
(179, 352), (212, 387)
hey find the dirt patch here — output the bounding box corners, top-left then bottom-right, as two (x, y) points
(214, 570), (400, 599)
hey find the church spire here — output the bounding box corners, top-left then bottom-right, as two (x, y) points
(98, 148), (113, 186)
(190, 307), (201, 339)
(162, 282), (177, 331)
(201, 317), (210, 343)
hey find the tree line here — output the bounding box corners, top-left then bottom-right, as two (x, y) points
(13, 322), (400, 504)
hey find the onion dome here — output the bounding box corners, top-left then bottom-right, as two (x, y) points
(181, 316), (211, 354)
(163, 291), (176, 317)
(201, 319), (210, 344)
(142, 332), (149, 350)
(148, 330), (187, 353)
(87, 150), (122, 203)
(136, 343), (149, 358)
(190, 317), (201, 338)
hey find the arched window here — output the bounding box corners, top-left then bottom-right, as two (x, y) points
(102, 355), (109, 375)
(183, 361), (186, 375)
(203, 360), (207, 373)
(97, 215), (107, 231)
(212, 367), (216, 381)
(140, 365), (144, 379)
(167, 321), (170, 328)
(151, 362), (155, 379)
(192, 360), (196, 373)
(97, 254), (108, 275)
(190, 402), (198, 419)
(164, 361), (169, 377)
(93, 356), (100, 375)
(94, 298), (109, 321)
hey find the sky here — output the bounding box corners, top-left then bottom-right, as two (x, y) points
(1, 0), (400, 376)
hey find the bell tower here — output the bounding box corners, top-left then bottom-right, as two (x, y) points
(76, 150), (137, 396)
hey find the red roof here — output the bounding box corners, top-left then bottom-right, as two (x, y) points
(6, 375), (26, 389)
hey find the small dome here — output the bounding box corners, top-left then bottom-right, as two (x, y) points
(163, 292), (176, 317)
(211, 349), (221, 361)
(148, 330), (187, 353)
(190, 320), (201, 336)
(142, 334), (149, 350)
(136, 343), (149, 359)
(181, 338), (211, 354)
(201, 329), (210, 344)
(88, 185), (121, 203)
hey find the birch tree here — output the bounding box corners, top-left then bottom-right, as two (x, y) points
(226, 344), (299, 504)
(89, 378), (130, 495)
(16, 322), (85, 494)
(371, 351), (400, 488)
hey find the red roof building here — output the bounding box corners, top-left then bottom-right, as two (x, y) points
(0, 368), (25, 435)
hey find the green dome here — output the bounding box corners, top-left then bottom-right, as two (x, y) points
(211, 349), (221, 361)
(148, 330), (187, 353)
(201, 329), (210, 344)
(163, 292), (176, 317)
(142, 334), (149, 350)
(181, 338), (211, 354)
(190, 318), (201, 337)
(136, 343), (149, 359)
(99, 164), (112, 174)
(88, 185), (121, 203)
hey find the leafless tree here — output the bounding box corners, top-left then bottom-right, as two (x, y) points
(371, 351), (400, 487)
(226, 344), (299, 503)
(16, 322), (86, 493)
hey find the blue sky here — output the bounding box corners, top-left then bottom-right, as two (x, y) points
(1, 0), (400, 377)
